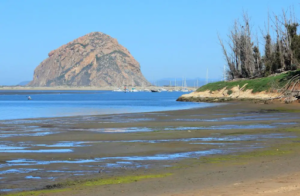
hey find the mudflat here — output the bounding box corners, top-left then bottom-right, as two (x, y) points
(1, 102), (300, 196)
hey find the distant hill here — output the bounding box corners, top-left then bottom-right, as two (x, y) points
(17, 81), (31, 86)
(29, 32), (150, 87)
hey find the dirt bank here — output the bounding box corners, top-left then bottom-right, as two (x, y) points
(177, 85), (281, 103)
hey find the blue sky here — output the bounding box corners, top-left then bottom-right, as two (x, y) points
(0, 0), (299, 85)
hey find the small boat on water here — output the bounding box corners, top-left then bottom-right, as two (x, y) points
(130, 87), (139, 92)
(113, 88), (123, 92)
(151, 90), (160, 93)
(181, 88), (189, 92)
(27, 96), (32, 100)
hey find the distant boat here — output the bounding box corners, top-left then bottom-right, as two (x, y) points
(27, 96), (32, 100)
(168, 80), (173, 92)
(174, 78), (179, 91)
(181, 89), (189, 92)
(113, 88), (122, 92)
(181, 77), (189, 92)
(159, 88), (167, 92)
(143, 89), (151, 92)
(151, 90), (160, 93)
(130, 87), (139, 92)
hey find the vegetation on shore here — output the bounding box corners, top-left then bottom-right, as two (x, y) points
(219, 8), (300, 80)
(197, 70), (300, 93)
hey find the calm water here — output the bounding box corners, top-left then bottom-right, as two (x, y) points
(0, 91), (214, 120)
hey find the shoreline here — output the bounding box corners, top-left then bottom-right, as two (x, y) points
(1, 102), (300, 195)
(0, 86), (195, 91)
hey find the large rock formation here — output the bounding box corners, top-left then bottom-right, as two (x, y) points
(29, 32), (150, 87)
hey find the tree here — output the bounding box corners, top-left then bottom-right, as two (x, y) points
(264, 34), (272, 75)
(219, 8), (299, 80)
(219, 12), (261, 79)
(253, 45), (263, 75)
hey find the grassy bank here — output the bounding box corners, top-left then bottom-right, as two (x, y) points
(197, 70), (300, 93)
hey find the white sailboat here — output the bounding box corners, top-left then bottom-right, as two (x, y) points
(157, 81), (167, 92)
(174, 78), (179, 92)
(181, 77), (189, 92)
(142, 82), (151, 92)
(168, 80), (173, 92)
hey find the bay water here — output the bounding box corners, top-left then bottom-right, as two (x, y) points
(0, 91), (214, 120)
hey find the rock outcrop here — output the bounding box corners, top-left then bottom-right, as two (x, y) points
(177, 84), (281, 102)
(29, 32), (150, 87)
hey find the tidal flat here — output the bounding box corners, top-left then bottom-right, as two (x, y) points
(1, 102), (300, 196)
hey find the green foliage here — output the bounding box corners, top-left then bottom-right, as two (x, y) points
(197, 70), (300, 93)
(264, 34), (272, 75)
(293, 36), (300, 61)
(253, 46), (263, 73)
(272, 43), (282, 72)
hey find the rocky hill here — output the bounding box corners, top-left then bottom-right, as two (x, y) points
(29, 32), (150, 87)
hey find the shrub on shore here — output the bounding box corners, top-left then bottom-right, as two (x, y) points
(197, 70), (300, 93)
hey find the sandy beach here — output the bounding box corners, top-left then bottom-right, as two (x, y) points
(1, 102), (300, 196)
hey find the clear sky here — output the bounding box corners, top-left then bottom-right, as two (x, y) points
(0, 0), (299, 85)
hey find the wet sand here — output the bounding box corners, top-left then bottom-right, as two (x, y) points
(1, 102), (300, 195)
